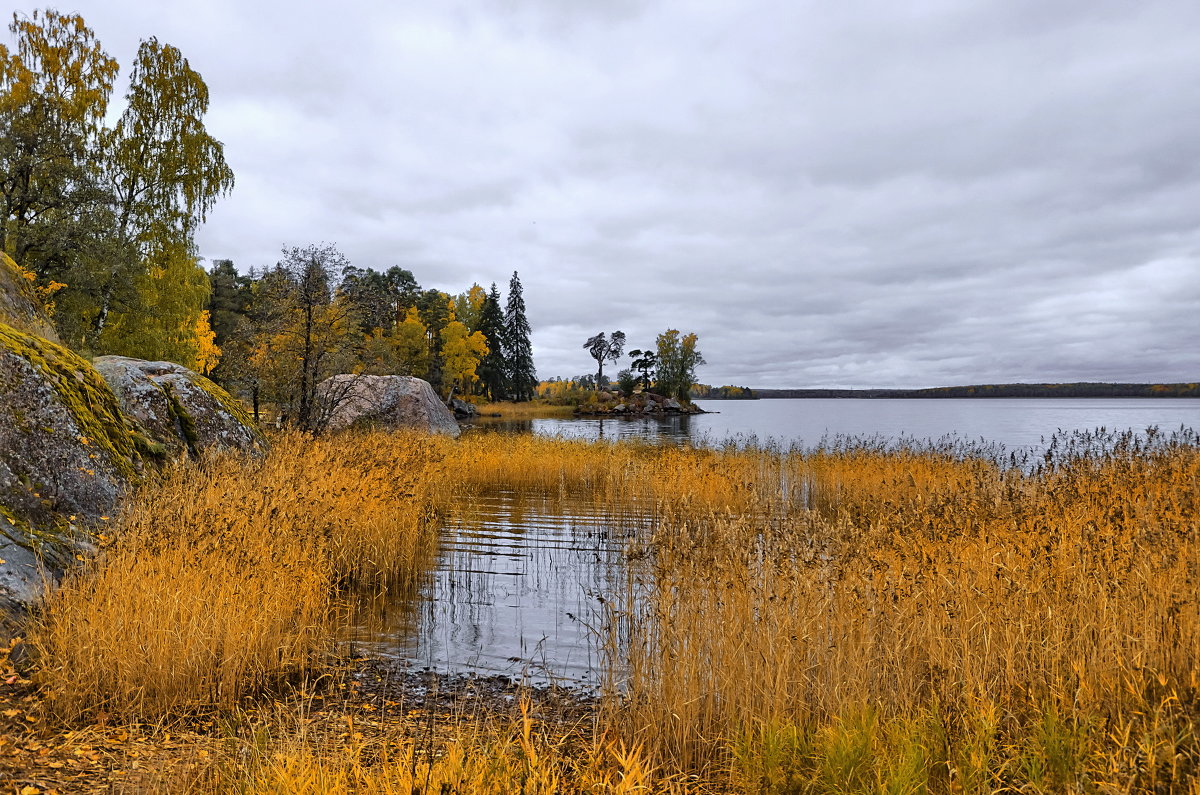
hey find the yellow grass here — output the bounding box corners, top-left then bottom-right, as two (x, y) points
(475, 399), (577, 419)
(18, 428), (1200, 792)
(609, 433), (1200, 790)
(205, 698), (689, 795)
(432, 430), (1200, 788)
(29, 431), (452, 721)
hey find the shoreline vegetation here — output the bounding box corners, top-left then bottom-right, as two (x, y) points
(4, 428), (1200, 792)
(474, 400), (577, 419)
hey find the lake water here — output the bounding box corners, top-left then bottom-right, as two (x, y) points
(345, 492), (647, 686)
(473, 398), (1200, 452)
(351, 398), (1200, 685)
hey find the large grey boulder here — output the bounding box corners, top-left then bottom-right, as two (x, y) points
(0, 323), (138, 612)
(318, 375), (461, 437)
(93, 356), (267, 459)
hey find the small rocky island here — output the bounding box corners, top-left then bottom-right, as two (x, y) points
(573, 390), (705, 417)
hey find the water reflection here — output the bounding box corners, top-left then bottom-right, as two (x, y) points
(344, 491), (649, 685)
(347, 400), (1200, 685)
(469, 413), (699, 443)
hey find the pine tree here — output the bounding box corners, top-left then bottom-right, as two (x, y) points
(583, 330), (625, 390)
(206, 259), (249, 345)
(477, 282), (508, 401)
(503, 271), (536, 402)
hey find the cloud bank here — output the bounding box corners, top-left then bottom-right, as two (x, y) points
(31, 0), (1200, 387)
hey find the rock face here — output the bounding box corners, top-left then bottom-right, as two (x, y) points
(318, 375), (461, 438)
(0, 336), (267, 613)
(0, 323), (138, 610)
(0, 252), (61, 343)
(448, 396), (478, 419)
(93, 356), (266, 459)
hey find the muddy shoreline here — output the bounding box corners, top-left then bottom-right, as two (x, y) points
(346, 656), (602, 729)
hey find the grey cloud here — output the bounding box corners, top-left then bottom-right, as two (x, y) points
(24, 0), (1199, 388)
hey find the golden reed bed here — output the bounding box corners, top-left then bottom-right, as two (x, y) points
(13, 428), (1199, 792)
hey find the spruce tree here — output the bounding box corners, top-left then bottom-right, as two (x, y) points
(504, 271), (537, 401)
(477, 283), (508, 401)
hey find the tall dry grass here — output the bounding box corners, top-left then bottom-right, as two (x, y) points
(476, 400), (577, 419)
(22, 427), (1200, 792)
(208, 697), (686, 795)
(608, 431), (1200, 789)
(30, 430), (453, 721)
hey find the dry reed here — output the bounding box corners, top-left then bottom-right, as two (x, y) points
(21, 427), (1200, 793)
(209, 698), (687, 795)
(29, 430), (452, 721)
(610, 432), (1200, 790)
(476, 400), (577, 419)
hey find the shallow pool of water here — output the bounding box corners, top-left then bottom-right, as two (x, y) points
(343, 492), (649, 686)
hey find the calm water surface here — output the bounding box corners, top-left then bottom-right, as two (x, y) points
(475, 398), (1200, 451)
(350, 398), (1199, 684)
(346, 492), (648, 685)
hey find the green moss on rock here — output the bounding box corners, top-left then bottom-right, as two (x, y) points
(0, 323), (136, 481)
(0, 326), (135, 473)
(91, 356), (267, 457)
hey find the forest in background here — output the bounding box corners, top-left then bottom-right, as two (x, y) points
(204, 253), (537, 428)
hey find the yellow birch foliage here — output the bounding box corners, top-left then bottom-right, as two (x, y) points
(98, 236), (210, 365)
(452, 282), (487, 331)
(392, 306), (430, 377)
(193, 309), (220, 374)
(440, 319), (488, 395)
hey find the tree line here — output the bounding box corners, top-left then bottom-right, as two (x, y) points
(205, 247), (537, 429)
(691, 384), (756, 399)
(753, 383), (1200, 399)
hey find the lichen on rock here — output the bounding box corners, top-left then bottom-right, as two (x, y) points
(93, 356), (267, 459)
(0, 321), (138, 612)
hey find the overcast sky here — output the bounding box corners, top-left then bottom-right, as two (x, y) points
(22, 1), (1200, 388)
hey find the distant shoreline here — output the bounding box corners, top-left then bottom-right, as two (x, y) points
(741, 383), (1200, 400)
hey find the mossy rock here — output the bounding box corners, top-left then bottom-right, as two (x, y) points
(0, 322), (137, 611)
(93, 356), (267, 459)
(0, 252), (61, 344)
